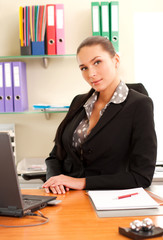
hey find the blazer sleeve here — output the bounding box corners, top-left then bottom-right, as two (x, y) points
(45, 145), (63, 180)
(45, 94), (82, 180)
(85, 96), (157, 190)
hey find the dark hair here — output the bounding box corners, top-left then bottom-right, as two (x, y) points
(55, 36), (115, 160)
(77, 36), (116, 57)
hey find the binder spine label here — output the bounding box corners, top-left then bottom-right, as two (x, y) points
(57, 9), (64, 29)
(13, 67), (20, 87)
(101, 5), (109, 32)
(0, 66), (3, 88)
(48, 6), (55, 26)
(111, 6), (119, 31)
(93, 6), (100, 32)
(4, 64), (12, 87)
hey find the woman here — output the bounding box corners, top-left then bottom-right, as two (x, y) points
(42, 36), (157, 194)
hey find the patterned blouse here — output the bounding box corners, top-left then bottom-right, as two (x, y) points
(72, 81), (129, 150)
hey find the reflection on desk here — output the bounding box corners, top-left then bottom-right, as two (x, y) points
(0, 189), (163, 240)
(147, 185), (163, 200)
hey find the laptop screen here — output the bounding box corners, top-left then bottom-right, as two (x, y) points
(0, 133), (23, 209)
(0, 133), (57, 217)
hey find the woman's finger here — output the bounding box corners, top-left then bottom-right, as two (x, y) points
(50, 186), (57, 194)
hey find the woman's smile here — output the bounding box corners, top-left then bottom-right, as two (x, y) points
(91, 78), (103, 86)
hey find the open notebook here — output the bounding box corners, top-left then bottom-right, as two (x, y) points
(88, 187), (159, 211)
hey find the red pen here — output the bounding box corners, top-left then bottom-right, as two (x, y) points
(117, 192), (138, 199)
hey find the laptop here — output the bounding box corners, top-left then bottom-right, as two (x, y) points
(0, 133), (56, 217)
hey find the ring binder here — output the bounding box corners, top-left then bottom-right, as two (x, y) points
(0, 62), (5, 112)
(91, 2), (101, 36)
(109, 1), (119, 52)
(31, 41), (45, 55)
(4, 62), (14, 112)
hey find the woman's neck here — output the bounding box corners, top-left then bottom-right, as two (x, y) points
(98, 79), (120, 105)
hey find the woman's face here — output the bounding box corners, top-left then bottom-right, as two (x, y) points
(77, 44), (120, 92)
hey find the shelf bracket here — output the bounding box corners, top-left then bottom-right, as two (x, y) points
(42, 109), (51, 120)
(43, 57), (48, 68)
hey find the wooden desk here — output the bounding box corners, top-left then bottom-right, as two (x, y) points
(0, 189), (163, 240)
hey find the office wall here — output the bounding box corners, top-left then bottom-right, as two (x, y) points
(0, 0), (163, 163)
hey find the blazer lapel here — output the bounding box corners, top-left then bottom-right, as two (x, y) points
(64, 108), (86, 146)
(86, 103), (123, 141)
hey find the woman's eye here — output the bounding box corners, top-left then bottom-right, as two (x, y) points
(94, 60), (101, 65)
(81, 67), (87, 71)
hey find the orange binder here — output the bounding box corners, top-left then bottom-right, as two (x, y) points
(46, 4), (56, 55)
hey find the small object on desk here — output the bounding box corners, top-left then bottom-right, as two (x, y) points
(142, 218), (154, 231)
(130, 218), (154, 232)
(119, 217), (163, 239)
(47, 200), (62, 206)
(117, 192), (138, 200)
(119, 226), (163, 239)
(130, 220), (142, 232)
(87, 187), (159, 210)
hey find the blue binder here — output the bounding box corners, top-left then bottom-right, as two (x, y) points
(31, 41), (45, 55)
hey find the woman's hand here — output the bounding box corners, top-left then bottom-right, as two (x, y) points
(42, 174), (86, 194)
(44, 184), (70, 194)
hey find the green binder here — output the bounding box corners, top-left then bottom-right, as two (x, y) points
(91, 2), (101, 36)
(101, 2), (110, 39)
(109, 1), (119, 52)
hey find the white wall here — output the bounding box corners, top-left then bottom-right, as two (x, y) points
(134, 12), (163, 162)
(0, 0), (163, 163)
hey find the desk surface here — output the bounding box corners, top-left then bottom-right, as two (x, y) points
(1, 189), (163, 240)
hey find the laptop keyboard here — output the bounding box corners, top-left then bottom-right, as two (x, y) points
(23, 199), (41, 208)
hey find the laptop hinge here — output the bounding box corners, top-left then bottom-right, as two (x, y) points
(5, 206), (24, 217)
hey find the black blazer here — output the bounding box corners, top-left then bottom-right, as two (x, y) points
(46, 88), (157, 190)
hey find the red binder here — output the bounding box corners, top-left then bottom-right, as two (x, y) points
(46, 4), (56, 55)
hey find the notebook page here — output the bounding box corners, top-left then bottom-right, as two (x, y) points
(88, 187), (159, 211)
